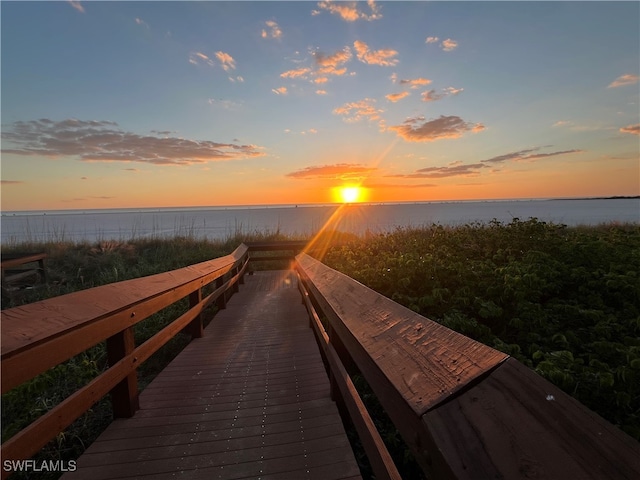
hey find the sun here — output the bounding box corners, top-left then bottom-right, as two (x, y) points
(338, 186), (362, 203)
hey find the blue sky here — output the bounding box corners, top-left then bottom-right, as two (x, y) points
(1, 1), (639, 210)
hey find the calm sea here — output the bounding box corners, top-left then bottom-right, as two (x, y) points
(1, 198), (638, 245)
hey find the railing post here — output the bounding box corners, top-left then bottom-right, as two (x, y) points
(239, 257), (246, 285)
(327, 324), (349, 401)
(187, 289), (204, 338)
(106, 327), (139, 418)
(232, 266), (240, 293)
(216, 276), (227, 310)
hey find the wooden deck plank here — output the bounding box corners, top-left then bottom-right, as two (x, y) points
(62, 271), (362, 480)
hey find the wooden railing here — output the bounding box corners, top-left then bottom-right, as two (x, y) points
(0, 244), (251, 476)
(3, 243), (640, 480)
(1, 252), (47, 289)
(245, 240), (307, 263)
(295, 253), (640, 480)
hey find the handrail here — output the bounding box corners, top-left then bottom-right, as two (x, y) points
(0, 243), (250, 472)
(295, 253), (640, 479)
(245, 240), (307, 263)
(296, 270), (402, 480)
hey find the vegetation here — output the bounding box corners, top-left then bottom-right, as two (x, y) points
(321, 219), (640, 441)
(2, 219), (639, 479)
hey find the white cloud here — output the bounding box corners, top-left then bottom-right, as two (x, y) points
(189, 52), (214, 66)
(421, 87), (463, 102)
(67, 1), (84, 13)
(135, 18), (149, 29)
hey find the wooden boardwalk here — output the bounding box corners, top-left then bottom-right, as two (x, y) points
(62, 271), (362, 480)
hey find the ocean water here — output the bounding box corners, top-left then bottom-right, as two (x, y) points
(1, 198), (638, 245)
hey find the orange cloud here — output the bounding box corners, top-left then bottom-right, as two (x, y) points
(333, 98), (383, 122)
(286, 163), (377, 179)
(398, 77), (432, 88)
(312, 0), (382, 22)
(353, 40), (398, 66)
(425, 36), (439, 44)
(389, 115), (485, 142)
(261, 20), (282, 39)
(280, 67), (312, 79)
(314, 47), (353, 75)
(386, 91), (410, 102)
(608, 74), (639, 88)
(271, 87), (288, 95)
(215, 51), (236, 71)
(620, 124), (640, 135)
(441, 38), (458, 51)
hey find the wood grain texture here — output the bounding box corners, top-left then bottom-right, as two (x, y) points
(423, 357), (640, 480)
(60, 271), (361, 480)
(1, 245), (248, 393)
(296, 254), (508, 416)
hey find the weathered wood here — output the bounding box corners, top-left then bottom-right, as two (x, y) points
(1, 245), (248, 393)
(423, 357), (640, 480)
(61, 271), (361, 480)
(1, 253), (47, 290)
(296, 253), (640, 479)
(186, 289), (204, 338)
(326, 342), (402, 480)
(299, 272), (401, 479)
(295, 253), (507, 411)
(0, 282), (224, 466)
(0, 252), (47, 269)
(106, 327), (139, 418)
(245, 240), (308, 252)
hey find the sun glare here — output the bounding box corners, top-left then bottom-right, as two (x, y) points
(339, 186), (362, 203)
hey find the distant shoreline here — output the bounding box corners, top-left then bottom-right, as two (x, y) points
(551, 195), (640, 201)
(2, 196), (639, 216)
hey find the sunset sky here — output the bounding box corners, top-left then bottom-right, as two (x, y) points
(1, 1), (639, 211)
